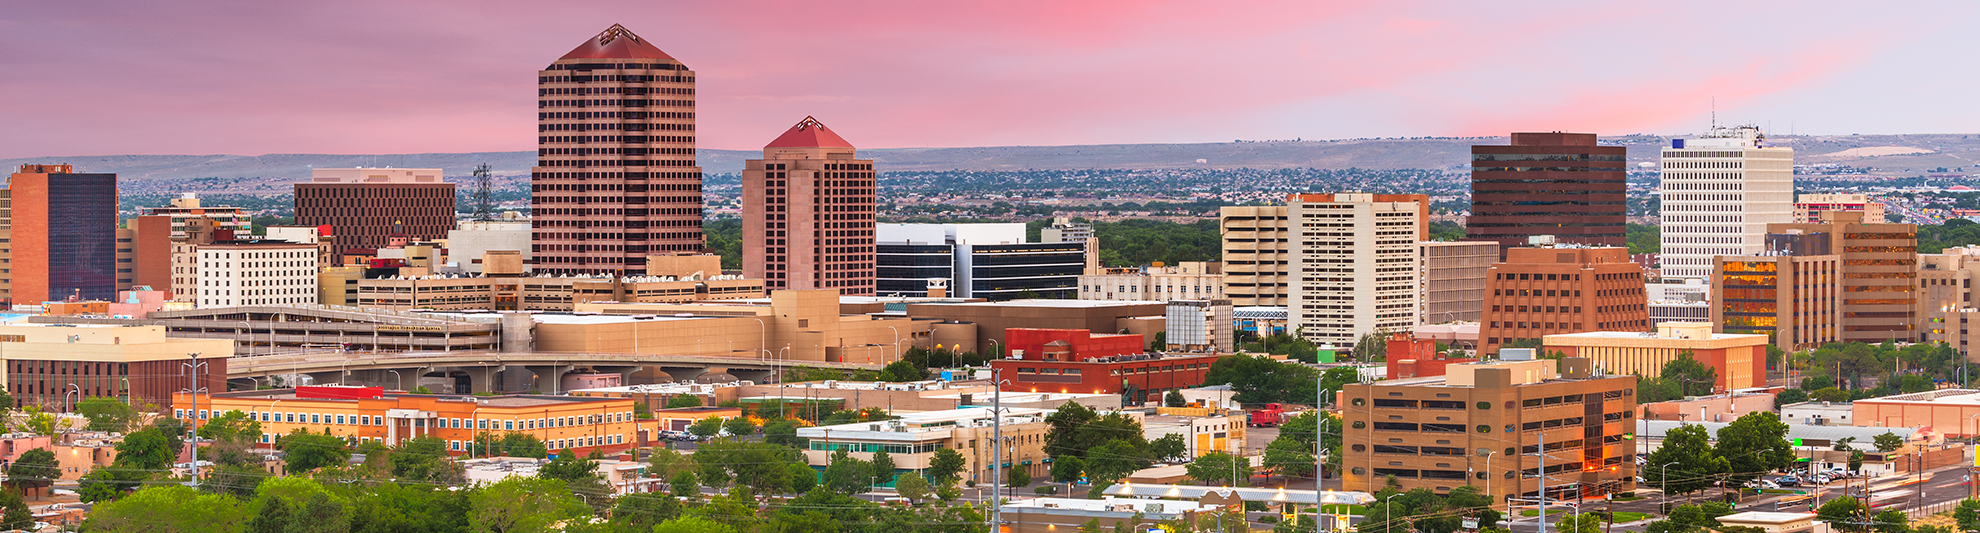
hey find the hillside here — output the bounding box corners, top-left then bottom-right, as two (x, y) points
(8, 133), (1980, 188)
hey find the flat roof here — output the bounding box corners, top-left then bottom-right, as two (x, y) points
(918, 299), (1160, 309)
(212, 389), (623, 408)
(428, 312), (711, 325)
(1854, 389), (1980, 406)
(1546, 330), (1765, 341)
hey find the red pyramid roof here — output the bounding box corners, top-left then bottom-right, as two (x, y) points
(765, 116), (854, 149)
(561, 24), (674, 60)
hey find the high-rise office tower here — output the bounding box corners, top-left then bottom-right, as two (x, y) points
(1469, 132), (1628, 255)
(1, 165), (118, 305)
(742, 117), (875, 295)
(1288, 193), (1426, 348)
(1219, 205), (1291, 306)
(532, 24), (705, 275)
(1658, 126), (1794, 280)
(294, 168), (454, 261)
(1713, 211), (1914, 351)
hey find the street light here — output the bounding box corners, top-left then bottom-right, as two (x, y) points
(1384, 493), (1401, 533)
(1661, 461), (1679, 511)
(388, 370), (403, 391)
(64, 384), (82, 413)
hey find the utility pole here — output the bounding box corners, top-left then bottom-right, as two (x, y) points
(1316, 376), (1326, 530)
(1536, 434), (1547, 533)
(990, 367), (1002, 533)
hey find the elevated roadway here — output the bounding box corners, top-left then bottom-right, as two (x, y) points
(226, 351), (883, 393)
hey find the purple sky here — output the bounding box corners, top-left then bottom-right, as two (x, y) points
(2, 1), (1972, 158)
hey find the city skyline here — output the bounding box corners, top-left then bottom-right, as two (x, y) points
(4, 1), (1975, 158)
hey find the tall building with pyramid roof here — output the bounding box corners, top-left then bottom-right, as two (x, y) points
(742, 117), (876, 295)
(531, 24), (706, 275)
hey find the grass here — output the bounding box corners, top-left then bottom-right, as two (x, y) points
(1517, 510), (1648, 523)
(1612, 512), (1650, 523)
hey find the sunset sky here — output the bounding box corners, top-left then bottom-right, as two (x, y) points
(3, 1), (1973, 158)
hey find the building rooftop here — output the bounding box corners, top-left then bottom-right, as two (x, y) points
(999, 496), (1219, 515)
(1780, 401), (1853, 410)
(560, 24), (674, 60)
(1101, 483), (1375, 505)
(214, 389), (623, 408)
(765, 116), (853, 149)
(1639, 420), (1915, 443)
(795, 407), (1054, 440)
(1854, 389), (1980, 406)
(922, 299), (1161, 309)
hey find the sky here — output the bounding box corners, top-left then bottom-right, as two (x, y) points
(2, 1), (1975, 158)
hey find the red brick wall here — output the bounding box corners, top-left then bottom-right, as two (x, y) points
(1005, 328), (1143, 361)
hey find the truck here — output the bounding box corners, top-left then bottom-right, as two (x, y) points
(1247, 403), (1288, 427)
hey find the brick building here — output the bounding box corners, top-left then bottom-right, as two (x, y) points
(2, 164), (118, 305)
(531, 24), (707, 275)
(988, 328), (1224, 405)
(293, 168), (455, 258)
(1468, 132), (1628, 255)
(1384, 333), (1477, 379)
(1339, 358), (1638, 502)
(743, 117), (875, 295)
(1480, 243), (1649, 355)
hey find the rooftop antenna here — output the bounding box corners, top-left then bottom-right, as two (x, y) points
(1711, 97), (1717, 129)
(471, 163), (494, 221)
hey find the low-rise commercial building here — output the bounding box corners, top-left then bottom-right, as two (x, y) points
(1638, 390), (1776, 422)
(990, 328), (1223, 404)
(1165, 299), (1233, 353)
(1795, 194), (1885, 224)
(1849, 389), (1980, 436)
(190, 386), (642, 456)
(1079, 262), (1227, 302)
(1142, 413), (1246, 458)
(1779, 401), (1854, 426)
(904, 299), (1168, 354)
(0, 323), (232, 411)
(877, 223), (1087, 300)
(796, 407), (1055, 486)
(1339, 358), (1638, 502)
(1543, 322), (1769, 392)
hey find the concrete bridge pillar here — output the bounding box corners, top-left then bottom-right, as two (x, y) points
(465, 366), (499, 394)
(532, 364), (575, 394)
(661, 367), (709, 383)
(499, 365), (533, 393)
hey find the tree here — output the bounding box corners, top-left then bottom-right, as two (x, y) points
(391, 436), (466, 484)
(688, 416), (724, 439)
(1263, 436), (1316, 481)
(1873, 432), (1906, 453)
(896, 471), (932, 504)
(0, 490), (28, 531)
(20, 407), (57, 436)
(1008, 465), (1033, 488)
(1084, 439), (1151, 486)
(763, 419), (807, 448)
(612, 492), (683, 532)
(491, 432), (548, 458)
(878, 359), (928, 382)
(1557, 512), (1602, 533)
(1872, 509), (1909, 533)
(1150, 433), (1186, 462)
(468, 477), (589, 533)
(1811, 387), (1850, 403)
(1202, 353), (1320, 404)
(870, 447), (896, 484)
(721, 416), (757, 438)
(824, 449), (875, 495)
(279, 429), (352, 473)
(243, 495), (294, 533)
(7, 448), (58, 492)
(539, 449), (610, 504)
(1714, 412), (1794, 487)
(694, 438), (807, 495)
(1661, 351), (1719, 397)
(1185, 451), (1252, 486)
(1052, 455), (1086, 484)
(1164, 390), (1187, 408)
(671, 470), (700, 498)
(1953, 499), (1980, 532)
(1149, 331), (1167, 351)
(77, 397), (143, 432)
(652, 515), (741, 533)
(1819, 498), (1868, 533)
(200, 409), (264, 444)
(81, 485), (246, 533)
(153, 417), (191, 452)
(114, 427), (176, 471)
(649, 448), (698, 484)
(1644, 424), (1727, 497)
(666, 394), (704, 408)
(929, 448), (967, 482)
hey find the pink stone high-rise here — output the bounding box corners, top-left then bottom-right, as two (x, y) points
(531, 24), (704, 275)
(742, 117), (876, 295)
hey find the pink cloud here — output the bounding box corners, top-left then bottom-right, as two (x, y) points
(0, 1), (1956, 159)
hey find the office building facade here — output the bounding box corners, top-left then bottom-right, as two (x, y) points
(1421, 241), (1497, 323)
(1219, 205), (1291, 306)
(1339, 358), (1637, 501)
(1714, 212), (1915, 349)
(1078, 261), (1225, 301)
(192, 387), (640, 455)
(877, 224), (1081, 300)
(1479, 245), (1648, 355)
(294, 168), (455, 257)
(141, 193), (251, 239)
(1468, 132), (1628, 254)
(1796, 193), (1885, 224)
(531, 24), (706, 275)
(742, 117), (875, 295)
(2, 165), (118, 304)
(1658, 126), (1795, 280)
(1288, 193), (1426, 348)
(194, 241), (322, 308)
(1544, 322), (1769, 391)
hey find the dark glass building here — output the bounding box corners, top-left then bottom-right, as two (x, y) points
(876, 244), (954, 297)
(3, 164), (117, 305)
(1469, 132), (1628, 256)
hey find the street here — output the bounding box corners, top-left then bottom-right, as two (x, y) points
(1501, 464), (1976, 533)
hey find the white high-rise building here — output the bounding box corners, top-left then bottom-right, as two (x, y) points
(1657, 126), (1794, 280)
(1288, 193), (1424, 347)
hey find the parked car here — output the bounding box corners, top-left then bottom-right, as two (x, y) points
(1812, 474), (1832, 485)
(1827, 468), (1853, 479)
(1776, 475), (1801, 487)
(1747, 479), (1780, 489)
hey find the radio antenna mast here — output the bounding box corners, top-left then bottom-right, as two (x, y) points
(471, 163), (494, 221)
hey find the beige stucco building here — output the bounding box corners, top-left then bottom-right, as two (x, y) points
(1219, 206), (1291, 307)
(0, 323), (233, 411)
(549, 289), (930, 364)
(1078, 261), (1226, 301)
(796, 407), (1057, 485)
(1544, 322), (1769, 392)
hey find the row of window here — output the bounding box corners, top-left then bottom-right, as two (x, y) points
(176, 409), (634, 432)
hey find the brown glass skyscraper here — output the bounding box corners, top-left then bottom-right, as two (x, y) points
(742, 117), (875, 295)
(1469, 132), (1627, 255)
(532, 24), (704, 275)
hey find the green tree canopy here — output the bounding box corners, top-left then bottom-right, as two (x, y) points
(1644, 424), (1727, 497)
(1185, 451), (1252, 486)
(1714, 412), (1795, 487)
(81, 485), (246, 533)
(1661, 351), (1719, 397)
(467, 477), (588, 533)
(1202, 353), (1320, 404)
(7, 448), (59, 491)
(279, 429), (352, 473)
(77, 397), (143, 433)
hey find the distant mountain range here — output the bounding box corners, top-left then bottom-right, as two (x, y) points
(9, 133), (1980, 184)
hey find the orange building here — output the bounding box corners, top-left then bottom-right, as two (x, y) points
(1384, 333), (1476, 379)
(185, 386), (643, 457)
(1480, 244), (1649, 355)
(4, 164), (119, 305)
(742, 117), (876, 295)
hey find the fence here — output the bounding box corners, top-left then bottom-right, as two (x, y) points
(1903, 499), (1959, 519)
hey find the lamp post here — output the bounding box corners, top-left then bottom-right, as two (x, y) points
(239, 321), (253, 357)
(388, 370), (403, 391)
(751, 318), (769, 362)
(778, 345), (792, 418)
(64, 384), (81, 413)
(886, 326), (901, 362)
(1661, 461), (1678, 512)
(1482, 450), (1499, 506)
(120, 377), (130, 404)
(1384, 493), (1401, 533)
